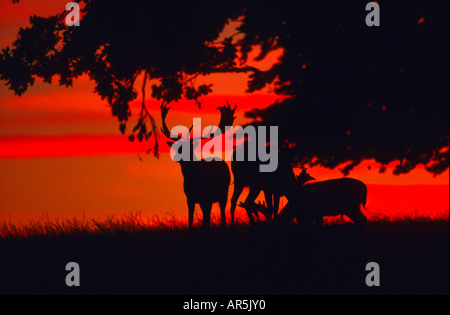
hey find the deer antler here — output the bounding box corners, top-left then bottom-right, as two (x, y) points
(197, 102), (237, 141)
(216, 101), (237, 133)
(161, 101), (237, 144)
(161, 101), (185, 143)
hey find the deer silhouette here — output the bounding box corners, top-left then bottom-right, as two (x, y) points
(229, 137), (297, 225)
(160, 101), (236, 229)
(279, 168), (368, 226)
(296, 167), (316, 186)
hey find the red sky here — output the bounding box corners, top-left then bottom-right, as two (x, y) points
(0, 0), (448, 224)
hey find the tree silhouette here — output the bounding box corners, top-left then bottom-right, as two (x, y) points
(241, 1), (449, 175)
(1, 0), (448, 175)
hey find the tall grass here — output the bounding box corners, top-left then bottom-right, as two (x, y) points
(323, 211), (449, 225)
(0, 212), (188, 239)
(1, 211), (447, 239)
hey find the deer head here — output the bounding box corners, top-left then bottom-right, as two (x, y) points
(160, 101), (236, 162)
(296, 167), (315, 186)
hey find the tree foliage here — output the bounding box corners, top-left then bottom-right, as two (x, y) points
(1, 0), (448, 175)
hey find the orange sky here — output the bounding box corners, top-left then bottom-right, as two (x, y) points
(0, 0), (448, 224)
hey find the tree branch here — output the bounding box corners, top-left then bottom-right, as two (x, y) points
(204, 65), (263, 75)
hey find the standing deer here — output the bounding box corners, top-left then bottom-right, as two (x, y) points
(160, 101), (236, 229)
(278, 168), (368, 226)
(229, 136), (298, 225)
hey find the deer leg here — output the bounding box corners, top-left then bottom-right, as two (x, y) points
(187, 200), (195, 230)
(200, 202), (212, 228)
(219, 198), (227, 228)
(230, 183), (244, 226)
(263, 190), (274, 222)
(273, 193), (280, 221)
(243, 187), (260, 224)
(347, 209), (367, 226)
(277, 199), (298, 224)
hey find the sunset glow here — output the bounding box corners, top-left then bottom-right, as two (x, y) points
(0, 0), (448, 226)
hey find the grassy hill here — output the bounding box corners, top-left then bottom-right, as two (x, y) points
(0, 214), (448, 294)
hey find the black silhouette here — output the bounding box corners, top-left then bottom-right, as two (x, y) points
(0, 1), (447, 175)
(0, 0), (448, 296)
(296, 167), (316, 186)
(238, 200), (271, 221)
(160, 102), (235, 228)
(241, 1), (449, 176)
(1, 215), (448, 294)
(230, 140), (297, 224)
(278, 168), (368, 226)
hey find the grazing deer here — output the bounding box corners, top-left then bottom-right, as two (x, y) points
(296, 167), (316, 186)
(229, 140), (298, 225)
(160, 101), (236, 229)
(279, 168), (368, 226)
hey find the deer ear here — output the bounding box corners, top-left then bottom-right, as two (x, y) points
(166, 141), (175, 148)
